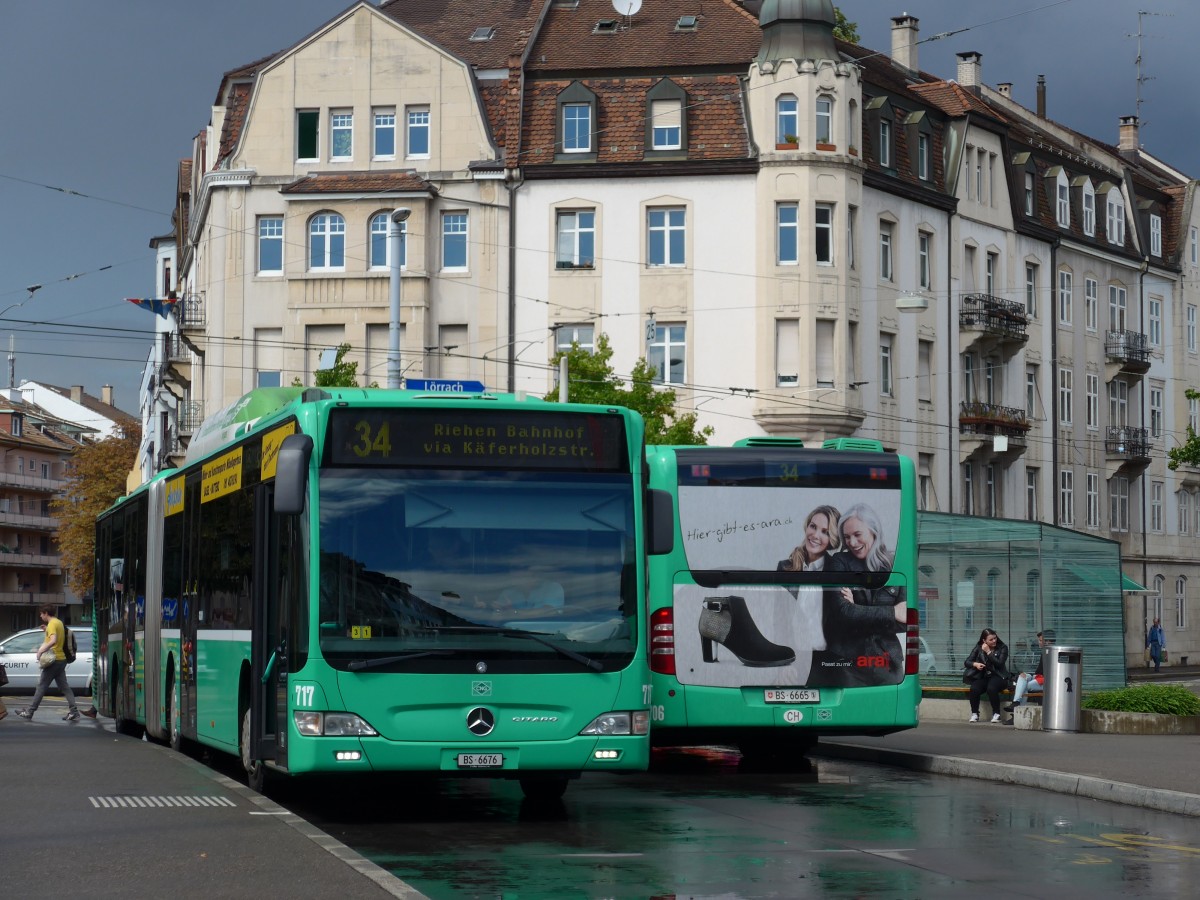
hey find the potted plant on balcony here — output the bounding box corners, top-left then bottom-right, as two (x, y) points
(776, 134), (799, 150)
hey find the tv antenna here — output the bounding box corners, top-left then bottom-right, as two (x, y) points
(612, 0), (642, 28)
(1128, 9), (1172, 130)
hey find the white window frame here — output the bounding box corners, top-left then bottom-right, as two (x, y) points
(879, 222), (893, 281)
(330, 110), (353, 161)
(918, 133), (930, 180)
(1085, 277), (1098, 332)
(1189, 305), (1197, 353)
(373, 108), (396, 159)
(879, 118), (892, 168)
(1179, 490), (1191, 535)
(1109, 284), (1128, 333)
(1024, 172), (1034, 216)
(1026, 468), (1038, 521)
(257, 216), (284, 275)
(1191, 396), (1200, 433)
(1148, 297), (1162, 347)
(1082, 182), (1095, 236)
(441, 211), (469, 271)
(777, 203), (799, 265)
(1151, 481), (1164, 533)
(308, 213), (346, 271)
(1056, 172), (1070, 227)
(1058, 269), (1072, 326)
(815, 95), (833, 145)
(1192, 226), (1198, 265)
(649, 323), (686, 385)
(1086, 373), (1099, 430)
(1086, 473), (1100, 528)
(1150, 386), (1163, 439)
(647, 207), (686, 267)
(1059, 469), (1074, 526)
(1059, 369), (1073, 426)
(1151, 214), (1163, 256)
(918, 232), (931, 289)
(1110, 476), (1130, 533)
(1025, 263), (1038, 316)
(562, 102), (592, 153)
(555, 209), (596, 269)
(407, 107), (431, 158)
(1176, 578), (1188, 629)
(776, 95), (798, 144)
(650, 98), (682, 150)
(815, 203), (834, 266)
(880, 334), (894, 396)
(369, 212), (405, 270)
(1107, 190), (1125, 244)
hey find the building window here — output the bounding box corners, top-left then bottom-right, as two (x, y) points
(775, 319), (799, 387)
(1058, 369), (1073, 425)
(1189, 305), (1197, 353)
(1109, 284), (1127, 332)
(1024, 172), (1035, 216)
(373, 109), (396, 158)
(816, 320), (835, 387)
(1086, 373), (1098, 429)
(257, 216), (283, 274)
(1150, 386), (1164, 438)
(815, 204), (833, 265)
(651, 99), (682, 150)
(255, 327), (283, 389)
(1056, 172), (1070, 227)
(555, 210), (595, 269)
(847, 206), (857, 270)
(1110, 476), (1130, 533)
(963, 352), (976, 402)
(880, 334), (893, 396)
(1059, 469), (1073, 525)
(918, 232), (931, 290)
(1107, 190), (1125, 244)
(1025, 263), (1038, 316)
(919, 455), (934, 512)
(776, 95), (798, 144)
(562, 102), (592, 153)
(963, 463), (974, 515)
(815, 95), (832, 144)
(777, 203), (799, 265)
(1179, 490), (1191, 535)
(879, 223), (893, 281)
(1085, 277), (1098, 332)
(1086, 473), (1100, 528)
(1109, 378), (1129, 428)
(985, 464), (997, 517)
(647, 207), (686, 267)
(1026, 365), (1038, 417)
(442, 212), (468, 270)
(297, 109), (319, 160)
(1176, 578), (1188, 629)
(649, 323), (686, 385)
(330, 110), (353, 160)
(1026, 468), (1038, 521)
(1192, 226), (1198, 265)
(1082, 182), (1095, 236)
(917, 133), (930, 180)
(879, 118), (892, 167)
(1151, 481), (1164, 533)
(918, 340), (932, 402)
(407, 107), (431, 157)
(1148, 297), (1162, 347)
(1058, 270), (1072, 326)
(985, 252), (997, 295)
(555, 324), (595, 353)
(1191, 396), (1199, 433)
(369, 212), (404, 270)
(1151, 214), (1162, 256)
(308, 213), (345, 270)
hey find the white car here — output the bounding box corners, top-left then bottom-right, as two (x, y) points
(0, 626), (93, 693)
(918, 636), (938, 676)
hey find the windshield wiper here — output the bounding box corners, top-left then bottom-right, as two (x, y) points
(423, 625), (603, 672)
(346, 649), (455, 670)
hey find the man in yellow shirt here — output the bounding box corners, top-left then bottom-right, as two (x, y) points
(16, 605), (80, 721)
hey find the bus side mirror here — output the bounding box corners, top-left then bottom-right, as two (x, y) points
(647, 489), (674, 556)
(274, 434), (314, 515)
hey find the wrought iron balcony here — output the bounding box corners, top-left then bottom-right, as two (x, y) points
(959, 400), (1031, 443)
(1105, 426), (1150, 462)
(1105, 330), (1150, 372)
(959, 293), (1029, 341)
(177, 400), (204, 433)
(173, 294), (205, 329)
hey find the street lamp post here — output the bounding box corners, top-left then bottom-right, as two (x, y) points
(387, 208), (412, 388)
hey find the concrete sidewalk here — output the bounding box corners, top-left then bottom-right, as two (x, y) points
(814, 719), (1200, 817)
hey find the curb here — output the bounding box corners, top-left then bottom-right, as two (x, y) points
(812, 741), (1200, 817)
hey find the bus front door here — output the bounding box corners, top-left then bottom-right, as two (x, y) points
(248, 483), (287, 782)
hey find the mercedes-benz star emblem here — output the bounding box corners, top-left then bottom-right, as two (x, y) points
(467, 707), (495, 736)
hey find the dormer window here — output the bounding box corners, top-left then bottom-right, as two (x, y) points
(1151, 213), (1162, 256)
(555, 82), (598, 161)
(11, 414), (21, 437)
(879, 118), (892, 168)
(646, 79), (688, 154)
(1082, 180), (1095, 236)
(1051, 169), (1070, 227)
(1107, 189), (1125, 245)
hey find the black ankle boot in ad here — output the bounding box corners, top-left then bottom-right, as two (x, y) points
(698, 595), (795, 667)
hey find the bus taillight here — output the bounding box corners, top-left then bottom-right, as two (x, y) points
(650, 607), (675, 676)
(905, 607), (920, 676)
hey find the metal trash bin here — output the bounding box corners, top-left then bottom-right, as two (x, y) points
(1042, 645), (1083, 733)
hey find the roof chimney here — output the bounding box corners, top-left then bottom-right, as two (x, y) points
(1118, 115), (1140, 153)
(102, 384), (114, 407)
(1036, 74), (1046, 118)
(891, 14), (919, 71)
(70, 385), (84, 404)
(997, 82), (1012, 99)
(956, 51), (982, 91)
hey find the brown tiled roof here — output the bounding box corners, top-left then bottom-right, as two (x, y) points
(379, 0), (545, 69)
(279, 171), (435, 194)
(217, 82), (252, 167)
(34, 384), (137, 427)
(909, 82), (1006, 124)
(527, 0), (761, 71)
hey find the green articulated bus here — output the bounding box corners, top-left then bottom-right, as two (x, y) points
(646, 437), (920, 762)
(94, 387), (672, 800)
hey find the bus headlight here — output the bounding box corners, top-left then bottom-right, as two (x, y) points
(293, 711), (378, 737)
(581, 711), (649, 736)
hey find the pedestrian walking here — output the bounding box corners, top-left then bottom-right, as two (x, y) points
(16, 605), (81, 721)
(1147, 618), (1165, 673)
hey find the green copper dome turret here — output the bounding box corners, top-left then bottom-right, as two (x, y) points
(756, 0), (838, 66)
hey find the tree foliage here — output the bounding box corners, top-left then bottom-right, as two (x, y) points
(291, 342), (376, 388)
(51, 423), (141, 599)
(545, 334), (714, 445)
(833, 8), (859, 44)
(1167, 388), (1200, 470)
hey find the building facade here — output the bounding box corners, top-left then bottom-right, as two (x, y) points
(145, 0), (1200, 668)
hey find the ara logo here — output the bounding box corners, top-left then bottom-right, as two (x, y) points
(856, 653), (892, 668)
(511, 716), (558, 723)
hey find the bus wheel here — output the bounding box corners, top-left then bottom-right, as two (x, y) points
(241, 708), (268, 793)
(519, 776), (569, 803)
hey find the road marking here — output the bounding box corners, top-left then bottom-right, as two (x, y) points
(89, 795), (237, 808)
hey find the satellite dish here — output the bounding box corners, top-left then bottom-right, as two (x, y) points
(612, 0), (642, 16)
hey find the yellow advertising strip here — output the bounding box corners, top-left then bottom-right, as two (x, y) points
(261, 421), (296, 480)
(202, 447), (243, 504)
(165, 474), (186, 517)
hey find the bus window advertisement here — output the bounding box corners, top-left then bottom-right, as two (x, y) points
(674, 484), (906, 689)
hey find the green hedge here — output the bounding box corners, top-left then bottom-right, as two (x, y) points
(1081, 684), (1200, 716)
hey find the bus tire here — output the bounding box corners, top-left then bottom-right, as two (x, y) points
(241, 707), (268, 793)
(518, 776), (569, 803)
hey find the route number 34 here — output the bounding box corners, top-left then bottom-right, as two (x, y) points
(351, 421), (392, 458)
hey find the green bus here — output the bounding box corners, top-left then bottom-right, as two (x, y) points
(646, 437), (920, 761)
(94, 387), (672, 800)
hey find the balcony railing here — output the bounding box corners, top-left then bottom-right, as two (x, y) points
(1105, 426), (1151, 462)
(959, 400), (1031, 444)
(178, 400), (204, 433)
(1105, 330), (1151, 369)
(960, 293), (1029, 341)
(174, 294), (205, 329)
(0, 591), (66, 605)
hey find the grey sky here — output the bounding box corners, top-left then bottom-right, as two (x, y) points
(2, 1), (1196, 415)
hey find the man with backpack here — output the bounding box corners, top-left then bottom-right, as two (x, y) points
(15, 605), (81, 722)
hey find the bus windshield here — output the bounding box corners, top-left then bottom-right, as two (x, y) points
(317, 468), (637, 670)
